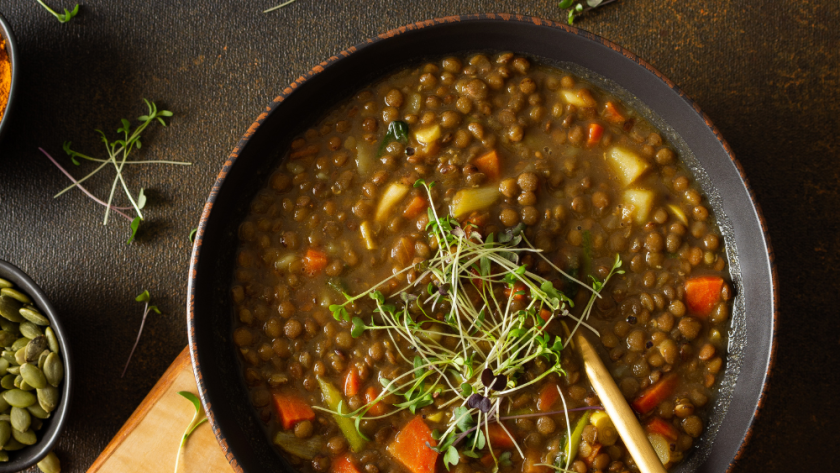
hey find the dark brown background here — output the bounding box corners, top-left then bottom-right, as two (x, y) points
(0, 1), (837, 471)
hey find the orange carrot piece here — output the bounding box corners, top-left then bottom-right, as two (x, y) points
(473, 150), (501, 181)
(523, 449), (550, 473)
(504, 281), (528, 301)
(684, 276), (725, 316)
(539, 308), (553, 322)
(584, 443), (603, 466)
(387, 416), (438, 473)
(364, 386), (387, 416)
(344, 368), (361, 397)
(331, 454), (362, 473)
(403, 195), (428, 219)
(537, 383), (561, 412)
(586, 123), (604, 148)
(486, 423), (515, 449)
(631, 374), (678, 415)
(272, 393), (316, 430)
(303, 248), (329, 276)
(603, 101), (626, 125)
(646, 417), (679, 442)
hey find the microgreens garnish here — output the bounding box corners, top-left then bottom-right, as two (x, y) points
(320, 179), (623, 469)
(36, 0), (80, 23)
(121, 290), (161, 378)
(41, 100), (191, 244)
(174, 391), (208, 473)
(559, 0), (619, 25)
(189, 228), (198, 244)
(264, 0), (297, 13)
(377, 120), (409, 158)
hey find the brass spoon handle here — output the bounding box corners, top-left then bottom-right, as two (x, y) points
(573, 331), (667, 473)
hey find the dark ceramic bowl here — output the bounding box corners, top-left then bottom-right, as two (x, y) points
(0, 11), (19, 145)
(188, 14), (777, 473)
(0, 260), (72, 472)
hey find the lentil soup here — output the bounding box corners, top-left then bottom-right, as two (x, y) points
(231, 53), (733, 473)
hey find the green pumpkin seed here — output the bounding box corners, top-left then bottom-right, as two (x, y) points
(21, 363), (47, 389)
(12, 426), (36, 445)
(20, 380), (34, 391)
(0, 415), (9, 422)
(0, 330), (16, 348)
(19, 307), (49, 326)
(6, 365), (19, 376)
(0, 375), (15, 390)
(0, 288), (31, 305)
(0, 396), (8, 413)
(27, 403), (50, 420)
(0, 296), (22, 323)
(45, 327), (60, 355)
(4, 389), (36, 408)
(25, 336), (48, 363)
(0, 318), (19, 335)
(10, 407), (30, 432)
(14, 347), (26, 365)
(0, 420), (9, 446)
(1, 350), (15, 363)
(37, 451), (61, 473)
(37, 386), (58, 412)
(3, 437), (24, 450)
(13, 375), (21, 388)
(10, 337), (30, 352)
(43, 354), (63, 388)
(0, 278), (11, 289)
(31, 416), (42, 431)
(18, 321), (42, 339)
(38, 349), (51, 369)
(0, 358), (8, 376)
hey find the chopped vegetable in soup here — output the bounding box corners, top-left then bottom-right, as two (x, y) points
(231, 53), (732, 473)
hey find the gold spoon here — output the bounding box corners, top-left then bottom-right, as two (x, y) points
(572, 331), (667, 473)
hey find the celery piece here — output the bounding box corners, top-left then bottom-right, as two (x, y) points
(564, 410), (592, 463)
(273, 430), (324, 460)
(317, 377), (367, 452)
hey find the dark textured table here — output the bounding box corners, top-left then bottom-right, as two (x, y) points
(0, 1), (837, 471)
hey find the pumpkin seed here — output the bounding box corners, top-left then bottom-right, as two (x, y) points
(0, 358), (8, 376)
(38, 349), (51, 369)
(4, 389), (36, 408)
(3, 437), (25, 450)
(18, 321), (42, 339)
(10, 337), (30, 352)
(0, 415), (8, 422)
(6, 365), (19, 375)
(38, 451), (61, 473)
(12, 426), (36, 445)
(37, 386), (59, 412)
(13, 375), (21, 388)
(20, 379), (34, 391)
(0, 331), (16, 348)
(0, 288), (31, 305)
(0, 296), (22, 323)
(0, 318), (19, 335)
(14, 347), (26, 365)
(1, 351), (15, 363)
(31, 416), (43, 431)
(0, 278), (11, 289)
(19, 307), (49, 326)
(45, 327), (60, 355)
(43, 354), (63, 388)
(0, 375), (15, 390)
(21, 363), (48, 389)
(25, 336), (48, 362)
(0, 420), (9, 446)
(0, 395), (8, 413)
(27, 403), (50, 420)
(10, 407), (30, 432)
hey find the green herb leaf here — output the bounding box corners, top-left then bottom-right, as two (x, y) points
(127, 216), (142, 245)
(135, 290), (151, 303)
(443, 445), (460, 470)
(189, 228), (198, 243)
(351, 317), (366, 338)
(178, 391), (202, 413)
(37, 0), (80, 23)
(558, 0), (575, 7)
(137, 188), (147, 210)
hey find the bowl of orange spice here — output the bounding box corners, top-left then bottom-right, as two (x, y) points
(0, 11), (18, 144)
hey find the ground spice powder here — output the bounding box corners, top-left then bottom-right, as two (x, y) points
(0, 39), (10, 122)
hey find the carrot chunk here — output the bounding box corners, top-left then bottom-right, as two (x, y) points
(537, 383), (561, 412)
(403, 195), (428, 219)
(523, 449), (550, 473)
(364, 386), (387, 416)
(503, 281), (528, 301)
(486, 423), (515, 449)
(303, 248), (329, 276)
(272, 393), (316, 430)
(331, 454), (362, 473)
(645, 416), (679, 442)
(473, 150), (501, 181)
(631, 374), (678, 415)
(387, 416), (438, 473)
(603, 101), (626, 125)
(584, 443), (603, 466)
(344, 368), (361, 397)
(684, 276), (725, 316)
(586, 123), (604, 148)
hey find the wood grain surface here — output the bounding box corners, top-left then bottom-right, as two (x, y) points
(0, 0), (837, 471)
(87, 347), (232, 473)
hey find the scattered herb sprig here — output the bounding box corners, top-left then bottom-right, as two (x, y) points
(264, 0), (297, 13)
(322, 179), (623, 470)
(174, 391), (208, 473)
(36, 0), (80, 23)
(42, 99), (192, 244)
(121, 290), (161, 378)
(559, 0), (619, 25)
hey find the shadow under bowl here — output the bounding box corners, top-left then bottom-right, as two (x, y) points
(188, 14), (777, 473)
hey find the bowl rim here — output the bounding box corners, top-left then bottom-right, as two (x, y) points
(0, 259), (73, 472)
(0, 11), (20, 141)
(188, 13), (778, 473)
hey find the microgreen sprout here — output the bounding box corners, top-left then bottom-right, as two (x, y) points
(121, 290), (161, 378)
(320, 179), (623, 469)
(42, 100), (192, 244)
(174, 391), (208, 473)
(264, 0), (297, 13)
(558, 0), (619, 24)
(189, 228), (198, 244)
(36, 0), (80, 23)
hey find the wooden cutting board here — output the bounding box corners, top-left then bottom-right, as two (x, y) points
(87, 347), (234, 473)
